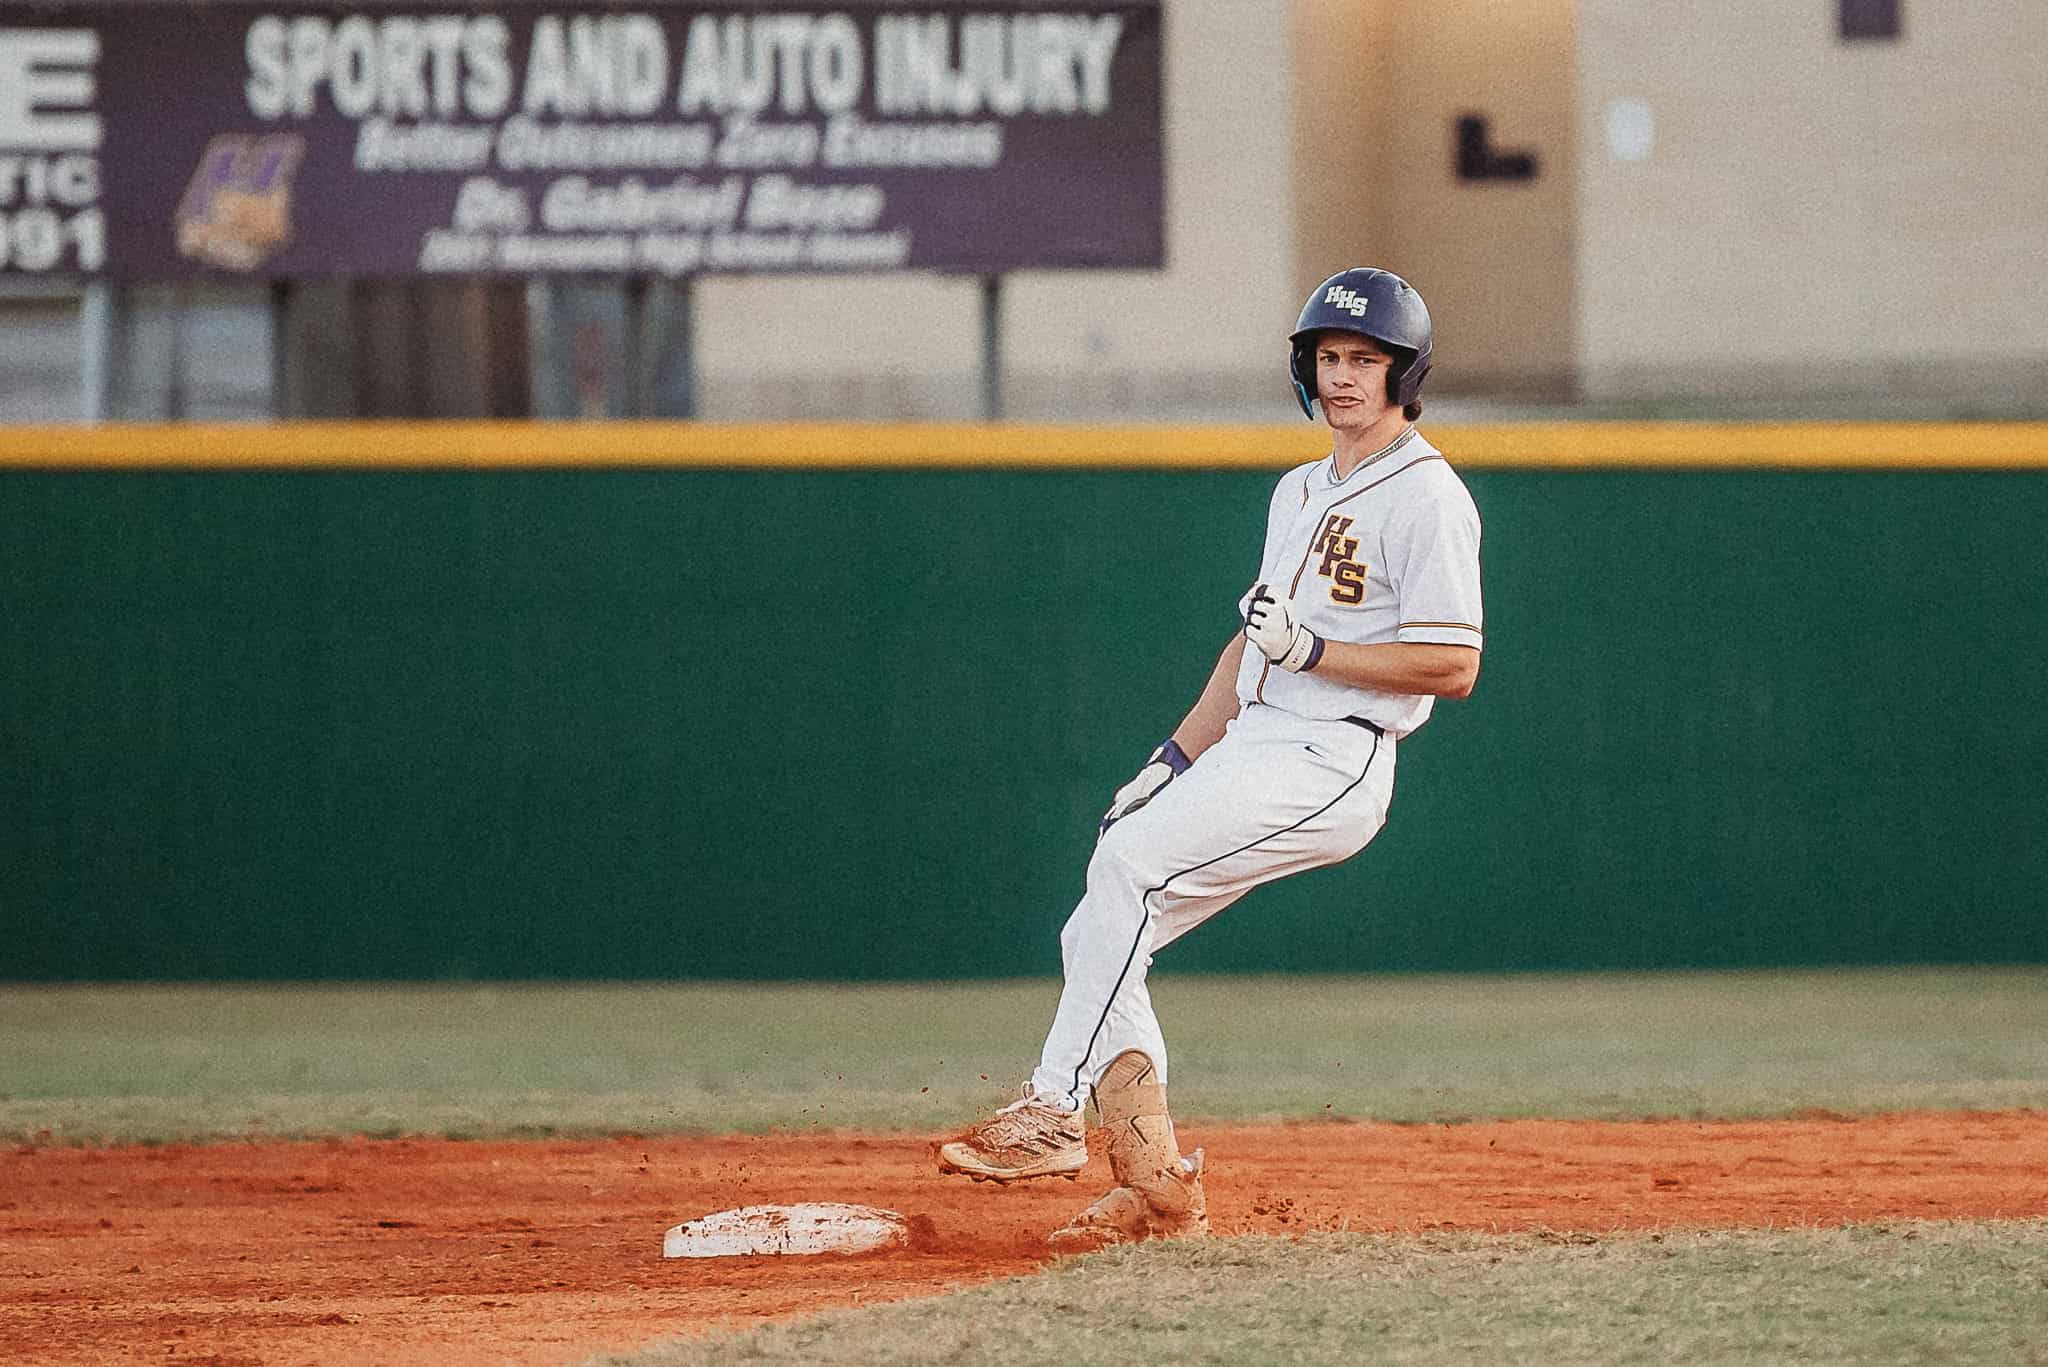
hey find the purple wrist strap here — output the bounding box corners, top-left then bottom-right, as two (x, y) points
(1301, 632), (1325, 673)
(1156, 738), (1193, 774)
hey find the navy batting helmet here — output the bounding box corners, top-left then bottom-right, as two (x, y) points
(1289, 268), (1433, 419)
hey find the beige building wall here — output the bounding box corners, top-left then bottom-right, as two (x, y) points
(1577, 1), (2048, 403)
(693, 0), (1301, 420)
(1290, 3), (1395, 291)
(1293, 1), (1578, 397)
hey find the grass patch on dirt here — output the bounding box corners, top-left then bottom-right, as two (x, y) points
(596, 1221), (2048, 1367)
(3, 967), (2045, 1144)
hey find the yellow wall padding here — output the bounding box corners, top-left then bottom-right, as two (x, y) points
(1, 421), (2045, 471)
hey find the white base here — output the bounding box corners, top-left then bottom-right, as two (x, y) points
(662, 1203), (911, 1258)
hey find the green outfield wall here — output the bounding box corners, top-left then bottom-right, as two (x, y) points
(4, 424), (2045, 980)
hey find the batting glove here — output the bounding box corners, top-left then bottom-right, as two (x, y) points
(1099, 739), (1192, 837)
(1244, 583), (1323, 673)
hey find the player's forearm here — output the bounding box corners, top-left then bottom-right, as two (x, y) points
(1169, 636), (1247, 759)
(1312, 641), (1480, 699)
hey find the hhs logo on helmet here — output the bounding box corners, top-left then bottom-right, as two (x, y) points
(1323, 285), (1370, 317)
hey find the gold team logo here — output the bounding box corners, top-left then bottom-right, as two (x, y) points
(1311, 513), (1368, 604)
(175, 134), (305, 272)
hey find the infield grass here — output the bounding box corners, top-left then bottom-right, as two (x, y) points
(594, 1221), (2048, 1367)
(3, 967), (2045, 1145)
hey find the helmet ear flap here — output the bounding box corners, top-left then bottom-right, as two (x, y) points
(1383, 345), (1416, 405)
(1401, 353), (1432, 407)
(1391, 347), (1431, 408)
(1289, 339), (1318, 419)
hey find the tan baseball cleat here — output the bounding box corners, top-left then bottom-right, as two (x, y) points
(1046, 1184), (1152, 1252)
(1047, 1150), (1210, 1253)
(1094, 1049), (1208, 1223)
(934, 1093), (1088, 1184)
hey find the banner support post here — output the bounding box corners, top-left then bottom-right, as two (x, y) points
(162, 282), (191, 421)
(80, 283), (120, 424)
(980, 274), (1003, 421)
(624, 276), (649, 416)
(266, 281), (290, 419)
(669, 276), (696, 419)
(634, 275), (695, 419)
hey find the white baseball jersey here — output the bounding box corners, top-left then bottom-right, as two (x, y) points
(1234, 426), (1484, 738)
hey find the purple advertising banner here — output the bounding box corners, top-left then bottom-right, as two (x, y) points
(0, 3), (1161, 279)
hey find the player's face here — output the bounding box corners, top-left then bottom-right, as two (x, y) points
(1314, 331), (1399, 429)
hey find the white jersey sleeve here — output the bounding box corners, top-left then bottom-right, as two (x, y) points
(1387, 479), (1484, 651)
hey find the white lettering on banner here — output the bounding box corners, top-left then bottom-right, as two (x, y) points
(355, 118), (494, 172)
(523, 15), (668, 118)
(805, 228), (910, 268)
(495, 116), (714, 171)
(702, 227), (908, 270)
(744, 174), (881, 231)
(0, 153), (98, 206)
(673, 13), (864, 118)
(635, 231), (704, 274)
(239, 10), (1127, 125)
(808, 15), (864, 114)
(424, 221), (910, 278)
(230, 7), (1128, 182)
(823, 113), (1001, 169)
(541, 174), (745, 232)
(671, 13), (864, 118)
(329, 18), (376, 117)
(873, 13), (1121, 117)
(496, 232), (634, 270)
(708, 229), (806, 268)
(675, 15), (725, 113)
(0, 29), (103, 151)
(0, 30), (103, 272)
(716, 117), (820, 169)
(418, 228), (493, 270)
(0, 206), (103, 270)
(244, 14), (512, 120)
(452, 176), (531, 231)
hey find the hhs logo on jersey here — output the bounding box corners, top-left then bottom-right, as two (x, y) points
(1312, 513), (1368, 604)
(1323, 285), (1369, 317)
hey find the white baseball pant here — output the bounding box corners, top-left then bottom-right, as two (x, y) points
(1030, 701), (1398, 1109)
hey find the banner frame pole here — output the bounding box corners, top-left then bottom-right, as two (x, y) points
(80, 283), (118, 424)
(980, 273), (1003, 421)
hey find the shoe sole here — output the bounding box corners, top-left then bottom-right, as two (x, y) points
(1047, 1223), (1126, 1252)
(1047, 1202), (1207, 1250)
(933, 1142), (1087, 1184)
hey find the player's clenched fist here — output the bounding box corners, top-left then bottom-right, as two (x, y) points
(1099, 739), (1192, 837)
(1243, 583), (1323, 673)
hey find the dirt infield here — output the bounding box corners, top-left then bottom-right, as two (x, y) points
(4, 1110), (2044, 1365)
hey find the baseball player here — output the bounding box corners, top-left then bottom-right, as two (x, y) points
(935, 268), (1484, 1249)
